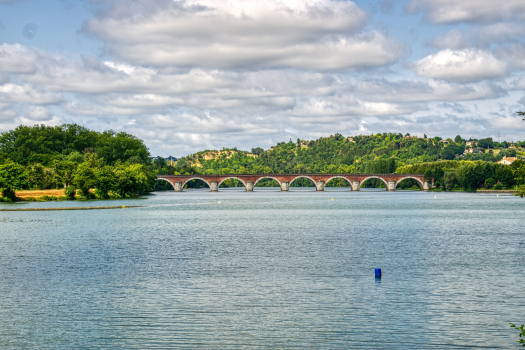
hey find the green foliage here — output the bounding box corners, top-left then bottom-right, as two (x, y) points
(400, 160), (515, 191)
(65, 185), (76, 200)
(444, 172), (459, 191)
(27, 164), (47, 190)
(0, 160), (27, 201)
(484, 177), (495, 188)
(0, 124), (149, 166)
(512, 160), (525, 197)
(510, 324), (525, 347)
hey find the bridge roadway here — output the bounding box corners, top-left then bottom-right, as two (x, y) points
(157, 173), (429, 192)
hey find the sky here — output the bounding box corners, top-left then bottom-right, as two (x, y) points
(0, 0), (524, 157)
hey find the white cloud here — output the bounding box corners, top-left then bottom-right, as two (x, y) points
(411, 49), (508, 83)
(405, 0), (525, 24)
(496, 45), (525, 70)
(0, 83), (63, 104)
(85, 0), (406, 70)
(24, 106), (54, 121)
(0, 43), (41, 74)
(429, 29), (468, 50)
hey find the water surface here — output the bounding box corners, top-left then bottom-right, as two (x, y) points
(1, 189), (524, 349)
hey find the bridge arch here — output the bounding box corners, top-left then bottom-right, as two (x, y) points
(360, 176), (388, 189)
(218, 176), (247, 188)
(156, 177), (176, 190)
(182, 177), (211, 188)
(254, 176), (282, 186)
(395, 176), (425, 189)
(289, 175), (317, 187)
(325, 176), (352, 189)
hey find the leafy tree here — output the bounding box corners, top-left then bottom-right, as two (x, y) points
(0, 160), (27, 201)
(27, 164), (47, 190)
(53, 160), (77, 187)
(484, 177), (495, 188)
(477, 137), (493, 149)
(251, 147), (264, 155)
(444, 172), (459, 191)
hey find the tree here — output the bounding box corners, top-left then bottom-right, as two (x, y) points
(0, 160), (27, 201)
(251, 147), (264, 155)
(53, 160), (77, 187)
(444, 172), (459, 191)
(484, 177), (495, 188)
(477, 137), (493, 149)
(28, 164), (47, 190)
(73, 154), (102, 198)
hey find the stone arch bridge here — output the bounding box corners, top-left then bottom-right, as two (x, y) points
(157, 173), (429, 192)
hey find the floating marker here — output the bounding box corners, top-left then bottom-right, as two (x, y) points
(375, 268), (381, 277)
(435, 196), (437, 198)
(218, 201), (221, 204)
(122, 205), (125, 208)
(331, 198), (334, 200)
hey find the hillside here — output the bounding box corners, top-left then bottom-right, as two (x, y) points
(169, 133), (523, 176)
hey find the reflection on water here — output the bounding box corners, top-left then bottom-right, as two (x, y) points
(0, 189), (524, 348)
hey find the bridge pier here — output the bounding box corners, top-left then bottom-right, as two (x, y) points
(246, 181), (254, 191)
(423, 181), (430, 191)
(316, 181), (325, 191)
(352, 181), (360, 191)
(281, 181), (289, 191)
(388, 180), (396, 191)
(210, 181), (218, 192)
(174, 181), (183, 192)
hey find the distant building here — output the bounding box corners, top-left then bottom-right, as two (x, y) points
(464, 148), (475, 154)
(465, 140), (474, 148)
(440, 140), (448, 144)
(347, 137), (355, 143)
(497, 156), (518, 165)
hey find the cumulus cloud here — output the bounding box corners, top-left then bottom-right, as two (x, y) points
(84, 0), (406, 70)
(405, 0), (525, 24)
(412, 49), (508, 83)
(496, 44), (525, 69)
(0, 82), (63, 104)
(24, 106), (54, 121)
(429, 29), (468, 50)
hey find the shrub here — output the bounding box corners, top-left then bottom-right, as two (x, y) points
(39, 195), (59, 201)
(64, 185), (76, 200)
(484, 178), (496, 188)
(493, 183), (503, 190)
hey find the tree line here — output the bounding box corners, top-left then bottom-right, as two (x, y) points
(2, 124), (525, 199)
(0, 124), (155, 202)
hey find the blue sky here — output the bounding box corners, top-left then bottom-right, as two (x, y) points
(0, 0), (524, 156)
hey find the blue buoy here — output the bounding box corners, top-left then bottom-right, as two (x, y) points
(375, 268), (382, 277)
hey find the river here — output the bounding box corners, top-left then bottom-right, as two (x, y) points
(0, 189), (524, 349)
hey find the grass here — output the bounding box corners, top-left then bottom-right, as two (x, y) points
(15, 189), (66, 200)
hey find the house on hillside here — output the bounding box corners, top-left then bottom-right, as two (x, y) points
(440, 139), (449, 144)
(465, 139), (474, 148)
(347, 137), (355, 143)
(464, 148), (475, 154)
(497, 156), (518, 165)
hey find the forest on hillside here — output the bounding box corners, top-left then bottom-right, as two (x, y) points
(154, 133), (525, 191)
